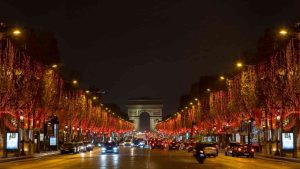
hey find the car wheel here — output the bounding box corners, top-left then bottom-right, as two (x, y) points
(232, 153), (234, 157)
(225, 152), (227, 156)
(247, 156), (249, 158)
(251, 155), (254, 158)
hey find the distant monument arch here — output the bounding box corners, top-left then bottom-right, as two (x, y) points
(127, 98), (163, 131)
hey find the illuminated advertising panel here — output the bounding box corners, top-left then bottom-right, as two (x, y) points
(282, 132), (294, 150)
(6, 132), (18, 150)
(50, 136), (57, 146)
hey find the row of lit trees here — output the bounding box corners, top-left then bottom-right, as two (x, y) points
(0, 23), (134, 156)
(157, 24), (300, 156)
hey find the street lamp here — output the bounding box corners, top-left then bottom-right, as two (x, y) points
(279, 29), (288, 36)
(236, 62), (243, 68)
(72, 80), (78, 85)
(20, 114), (26, 156)
(220, 76), (225, 80)
(275, 115), (281, 155)
(12, 29), (21, 36)
(51, 64), (58, 68)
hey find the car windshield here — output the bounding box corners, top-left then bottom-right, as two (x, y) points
(105, 142), (116, 146)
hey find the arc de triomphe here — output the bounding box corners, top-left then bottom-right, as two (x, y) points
(127, 98), (162, 131)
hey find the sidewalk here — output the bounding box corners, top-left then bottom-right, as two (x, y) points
(0, 151), (60, 163)
(255, 152), (300, 163)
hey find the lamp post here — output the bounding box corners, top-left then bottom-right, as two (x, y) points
(20, 114), (26, 156)
(64, 125), (68, 143)
(247, 118), (254, 145)
(275, 115), (281, 155)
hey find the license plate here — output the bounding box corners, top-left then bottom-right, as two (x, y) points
(244, 153), (249, 155)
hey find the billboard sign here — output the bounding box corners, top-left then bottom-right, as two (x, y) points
(6, 132), (18, 150)
(282, 132), (294, 150)
(50, 136), (57, 146)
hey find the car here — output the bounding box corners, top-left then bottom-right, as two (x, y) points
(168, 140), (180, 150)
(224, 142), (239, 156)
(132, 139), (142, 147)
(84, 141), (94, 151)
(131, 138), (146, 148)
(137, 139), (146, 148)
(75, 142), (87, 152)
(124, 139), (133, 147)
(232, 144), (255, 158)
(101, 141), (119, 154)
(150, 139), (164, 149)
(202, 142), (219, 156)
(203, 146), (218, 157)
(118, 141), (124, 146)
(186, 140), (196, 152)
(60, 142), (78, 154)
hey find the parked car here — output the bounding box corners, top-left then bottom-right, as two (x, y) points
(84, 141), (94, 151)
(61, 142), (78, 154)
(75, 142), (86, 152)
(101, 141), (119, 154)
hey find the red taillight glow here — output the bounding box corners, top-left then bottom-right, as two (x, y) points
(251, 149), (254, 152)
(238, 148), (241, 151)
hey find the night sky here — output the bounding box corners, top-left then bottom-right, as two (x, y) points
(1, 0), (300, 116)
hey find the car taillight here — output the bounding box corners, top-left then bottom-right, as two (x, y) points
(238, 148), (241, 151)
(251, 148), (254, 152)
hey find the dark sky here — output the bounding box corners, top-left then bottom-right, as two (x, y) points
(1, 0), (300, 116)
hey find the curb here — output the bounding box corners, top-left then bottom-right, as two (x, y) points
(0, 151), (60, 163)
(255, 154), (300, 163)
(0, 155), (34, 163)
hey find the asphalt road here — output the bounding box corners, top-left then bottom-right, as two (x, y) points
(0, 147), (299, 169)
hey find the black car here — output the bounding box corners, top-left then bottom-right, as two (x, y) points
(61, 142), (77, 154)
(101, 142), (119, 154)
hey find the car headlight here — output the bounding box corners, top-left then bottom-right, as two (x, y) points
(102, 148), (106, 151)
(199, 151), (204, 153)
